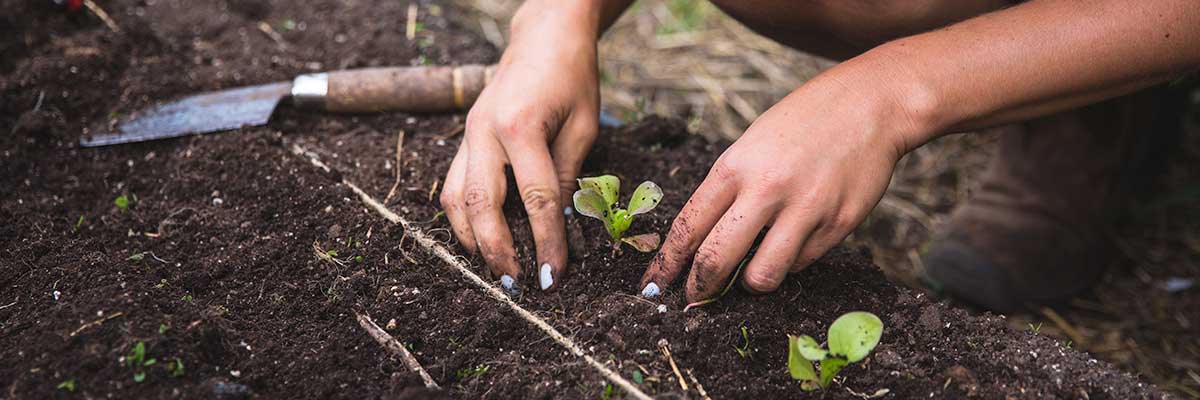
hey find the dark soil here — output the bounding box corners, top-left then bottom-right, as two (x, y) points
(0, 0), (1167, 399)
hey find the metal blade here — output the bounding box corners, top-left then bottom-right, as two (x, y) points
(81, 82), (292, 147)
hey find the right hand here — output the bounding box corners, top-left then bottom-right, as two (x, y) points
(440, 5), (601, 293)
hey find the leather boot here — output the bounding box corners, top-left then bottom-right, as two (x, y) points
(921, 89), (1171, 313)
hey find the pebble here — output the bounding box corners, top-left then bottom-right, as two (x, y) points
(656, 304), (667, 313)
(212, 198), (224, 206)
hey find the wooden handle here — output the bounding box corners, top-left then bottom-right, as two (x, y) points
(324, 65), (494, 113)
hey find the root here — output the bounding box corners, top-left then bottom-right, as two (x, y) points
(384, 130), (406, 204)
(290, 142), (651, 400)
(659, 339), (688, 392)
(355, 311), (438, 388)
(70, 311), (124, 337)
(82, 0), (121, 33)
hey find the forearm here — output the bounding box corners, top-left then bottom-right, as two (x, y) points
(511, 0), (635, 41)
(832, 0), (1200, 152)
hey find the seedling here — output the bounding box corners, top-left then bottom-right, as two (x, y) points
(787, 312), (884, 391)
(126, 341), (157, 383)
(455, 364), (490, 379)
(72, 215), (84, 234)
(114, 195), (130, 211)
(57, 379), (76, 392)
(733, 326), (753, 358)
(572, 175), (663, 253)
(168, 358), (185, 378)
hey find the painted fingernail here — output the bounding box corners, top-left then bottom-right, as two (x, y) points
(539, 263), (554, 290)
(563, 206), (574, 216)
(500, 275), (521, 297)
(641, 282), (660, 298)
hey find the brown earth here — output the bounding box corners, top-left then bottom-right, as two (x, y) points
(0, 0), (1170, 399)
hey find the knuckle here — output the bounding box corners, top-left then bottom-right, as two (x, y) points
(743, 269), (782, 293)
(829, 208), (862, 233)
(439, 188), (459, 209)
(463, 184), (494, 211)
(710, 157), (739, 181)
(520, 185), (559, 215)
(494, 107), (543, 142)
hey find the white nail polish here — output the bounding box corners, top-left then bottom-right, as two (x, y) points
(500, 275), (515, 290)
(563, 206), (574, 216)
(539, 263), (554, 290)
(641, 282), (660, 298)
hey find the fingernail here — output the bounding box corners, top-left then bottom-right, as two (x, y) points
(500, 275), (521, 297)
(641, 282), (660, 298)
(563, 206), (574, 216)
(539, 263), (554, 290)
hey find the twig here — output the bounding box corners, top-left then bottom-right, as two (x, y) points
(1040, 307), (1088, 348)
(406, 4), (419, 40)
(659, 340), (689, 392)
(82, 0), (121, 33)
(70, 311), (124, 337)
(0, 298), (17, 310)
(384, 130), (406, 204)
(685, 369), (712, 400)
(355, 311), (439, 388)
(256, 22), (289, 49)
(289, 143), (652, 400)
(427, 178), (440, 204)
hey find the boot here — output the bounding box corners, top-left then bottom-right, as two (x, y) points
(921, 89), (1170, 313)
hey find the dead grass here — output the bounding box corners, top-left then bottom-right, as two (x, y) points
(451, 0), (1200, 396)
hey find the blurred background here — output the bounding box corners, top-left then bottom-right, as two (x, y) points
(449, 0), (1200, 396)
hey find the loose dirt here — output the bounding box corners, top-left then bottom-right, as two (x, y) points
(1, 0), (1166, 398)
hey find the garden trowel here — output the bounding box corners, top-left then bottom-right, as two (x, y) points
(80, 65), (495, 147)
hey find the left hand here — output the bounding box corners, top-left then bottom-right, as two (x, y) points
(639, 68), (922, 303)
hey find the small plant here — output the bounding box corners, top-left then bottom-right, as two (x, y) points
(601, 382), (616, 399)
(72, 215), (84, 234)
(787, 312), (884, 391)
(572, 175), (663, 253)
(57, 378), (76, 392)
(733, 326), (753, 358)
(167, 358), (185, 378)
(125, 341), (157, 383)
(114, 195), (131, 211)
(455, 364), (490, 379)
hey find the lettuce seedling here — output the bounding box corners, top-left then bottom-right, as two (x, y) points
(788, 312), (883, 391)
(572, 175), (663, 251)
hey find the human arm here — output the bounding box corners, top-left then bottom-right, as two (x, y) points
(641, 0), (1200, 302)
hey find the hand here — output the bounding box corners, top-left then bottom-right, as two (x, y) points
(639, 69), (922, 303)
(440, 4), (601, 293)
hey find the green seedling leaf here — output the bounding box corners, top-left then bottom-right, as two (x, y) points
(72, 215), (84, 233)
(168, 358), (185, 377)
(621, 233), (661, 252)
(114, 195), (130, 211)
(631, 370), (644, 384)
(787, 335), (818, 383)
(819, 356), (848, 389)
(794, 334), (828, 361)
(133, 372), (146, 383)
(827, 311), (883, 363)
(627, 181), (663, 216)
(578, 175), (620, 206)
(573, 189), (610, 221)
(57, 379), (76, 392)
(608, 209), (633, 241)
(127, 342), (146, 367)
(128, 252), (146, 262)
